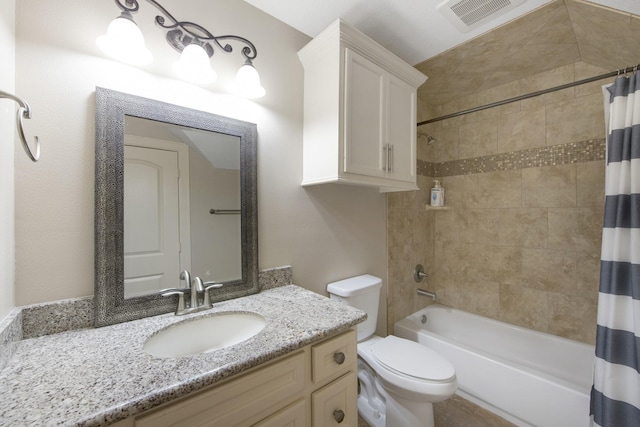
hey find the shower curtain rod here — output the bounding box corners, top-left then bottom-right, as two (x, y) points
(417, 63), (640, 126)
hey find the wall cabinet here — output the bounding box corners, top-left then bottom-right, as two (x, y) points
(298, 19), (427, 192)
(113, 329), (357, 427)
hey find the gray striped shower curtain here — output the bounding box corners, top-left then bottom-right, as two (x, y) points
(590, 72), (640, 427)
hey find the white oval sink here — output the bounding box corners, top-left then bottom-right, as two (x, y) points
(143, 312), (266, 358)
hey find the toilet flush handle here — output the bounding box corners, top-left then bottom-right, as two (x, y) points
(334, 351), (346, 365)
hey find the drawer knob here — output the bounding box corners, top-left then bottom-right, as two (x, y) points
(333, 351), (346, 365)
(333, 409), (345, 423)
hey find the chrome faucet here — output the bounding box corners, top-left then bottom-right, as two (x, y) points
(186, 270), (202, 310)
(160, 270), (224, 315)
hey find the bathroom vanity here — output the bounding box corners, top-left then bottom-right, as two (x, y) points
(0, 285), (365, 426)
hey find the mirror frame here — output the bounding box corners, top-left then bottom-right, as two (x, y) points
(94, 87), (258, 327)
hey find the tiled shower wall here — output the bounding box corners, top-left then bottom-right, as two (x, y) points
(387, 61), (612, 345)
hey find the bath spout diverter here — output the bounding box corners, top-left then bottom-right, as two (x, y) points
(417, 288), (437, 301)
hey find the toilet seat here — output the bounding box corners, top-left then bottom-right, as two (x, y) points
(357, 335), (457, 400)
(372, 336), (455, 382)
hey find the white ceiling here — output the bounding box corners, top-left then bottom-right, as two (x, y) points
(243, 0), (640, 65)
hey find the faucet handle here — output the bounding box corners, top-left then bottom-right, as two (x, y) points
(203, 281), (223, 289)
(160, 288), (186, 315)
(202, 282), (224, 308)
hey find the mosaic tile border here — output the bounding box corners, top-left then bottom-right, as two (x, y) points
(418, 138), (606, 178)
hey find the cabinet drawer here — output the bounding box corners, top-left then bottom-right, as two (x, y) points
(135, 352), (305, 427)
(311, 329), (356, 384)
(253, 399), (306, 427)
(312, 371), (358, 426)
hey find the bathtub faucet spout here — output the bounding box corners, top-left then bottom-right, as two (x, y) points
(417, 288), (437, 301)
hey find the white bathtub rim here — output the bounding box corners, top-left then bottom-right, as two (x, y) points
(394, 305), (594, 427)
(399, 322), (590, 400)
(397, 305), (594, 391)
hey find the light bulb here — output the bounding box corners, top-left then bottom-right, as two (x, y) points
(172, 44), (217, 85)
(96, 14), (152, 66)
(231, 61), (266, 99)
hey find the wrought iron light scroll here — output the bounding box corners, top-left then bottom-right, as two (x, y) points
(98, 0), (265, 98)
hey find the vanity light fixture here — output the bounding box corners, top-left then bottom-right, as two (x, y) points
(96, 0), (266, 98)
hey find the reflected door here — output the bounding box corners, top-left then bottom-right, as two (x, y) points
(124, 146), (180, 297)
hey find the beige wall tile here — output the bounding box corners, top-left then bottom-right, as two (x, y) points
(390, 6), (625, 349)
(459, 118), (498, 158)
(475, 170), (522, 208)
(423, 119), (460, 163)
(498, 208), (548, 248)
(458, 209), (501, 245)
(577, 160), (605, 207)
(574, 62), (611, 97)
(545, 92), (605, 145)
(522, 164), (576, 207)
(440, 174), (479, 209)
(520, 64), (575, 110)
(436, 241), (471, 284)
(434, 242), (522, 287)
(577, 251), (601, 302)
(522, 248), (578, 294)
(434, 210), (459, 243)
(472, 245), (523, 285)
(441, 93), (480, 118)
(499, 284), (548, 331)
(548, 207), (603, 252)
(457, 281), (501, 319)
(497, 107), (546, 153)
(547, 293), (597, 344)
(474, 80), (522, 121)
(433, 280), (463, 310)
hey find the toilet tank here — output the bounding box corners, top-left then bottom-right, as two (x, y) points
(327, 274), (382, 341)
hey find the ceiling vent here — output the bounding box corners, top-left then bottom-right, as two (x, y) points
(437, 0), (527, 32)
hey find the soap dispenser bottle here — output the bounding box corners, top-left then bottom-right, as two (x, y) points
(431, 180), (445, 207)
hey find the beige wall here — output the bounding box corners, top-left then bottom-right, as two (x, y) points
(389, 61), (608, 344)
(13, 0), (387, 309)
(0, 0), (16, 321)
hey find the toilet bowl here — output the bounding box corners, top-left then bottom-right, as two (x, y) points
(327, 275), (457, 427)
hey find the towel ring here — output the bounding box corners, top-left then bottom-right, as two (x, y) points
(0, 90), (40, 162)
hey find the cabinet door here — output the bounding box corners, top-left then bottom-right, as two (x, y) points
(312, 371), (358, 427)
(135, 352), (305, 427)
(385, 74), (417, 184)
(343, 48), (386, 178)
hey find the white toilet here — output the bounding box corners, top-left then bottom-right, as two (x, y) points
(327, 274), (457, 427)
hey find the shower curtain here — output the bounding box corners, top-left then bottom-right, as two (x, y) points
(590, 71), (640, 427)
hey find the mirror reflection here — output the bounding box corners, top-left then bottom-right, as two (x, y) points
(123, 117), (242, 298)
(94, 87), (258, 327)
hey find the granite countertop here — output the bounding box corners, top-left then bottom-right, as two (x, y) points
(0, 285), (366, 426)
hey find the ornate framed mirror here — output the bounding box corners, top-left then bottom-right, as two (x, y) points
(94, 87), (258, 327)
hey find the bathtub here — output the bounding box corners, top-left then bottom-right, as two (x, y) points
(394, 304), (595, 427)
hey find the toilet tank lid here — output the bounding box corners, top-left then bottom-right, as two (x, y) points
(327, 274), (382, 297)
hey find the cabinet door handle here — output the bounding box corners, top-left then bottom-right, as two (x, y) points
(382, 144), (389, 171)
(334, 351), (346, 365)
(333, 409), (345, 423)
(389, 144), (394, 173)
